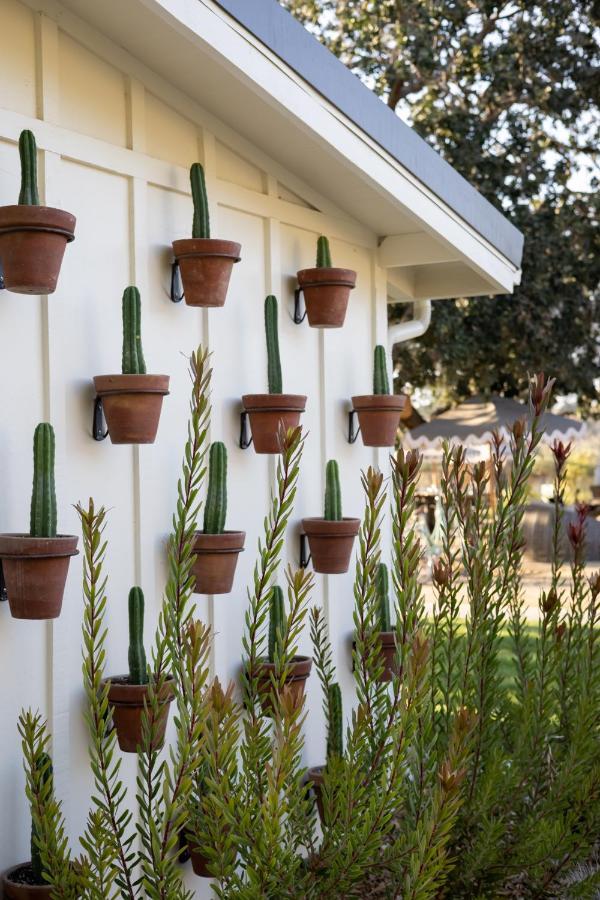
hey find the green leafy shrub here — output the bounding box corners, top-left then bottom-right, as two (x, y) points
(18, 371), (600, 899)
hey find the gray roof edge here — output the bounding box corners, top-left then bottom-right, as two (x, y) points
(213, 0), (524, 269)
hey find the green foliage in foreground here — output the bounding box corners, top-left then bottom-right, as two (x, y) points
(17, 370), (600, 898)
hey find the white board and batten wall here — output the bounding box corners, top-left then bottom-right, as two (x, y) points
(0, 0), (394, 890)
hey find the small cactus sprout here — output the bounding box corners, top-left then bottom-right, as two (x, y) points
(190, 163), (210, 240)
(30, 423), (57, 539)
(324, 460), (342, 521)
(268, 586), (285, 663)
(203, 442), (227, 535)
(376, 563), (391, 632)
(30, 751), (52, 883)
(128, 587), (148, 686)
(373, 345), (390, 395)
(265, 294), (283, 394)
(316, 235), (332, 268)
(18, 130), (40, 206)
(121, 286), (146, 375)
(326, 683), (343, 762)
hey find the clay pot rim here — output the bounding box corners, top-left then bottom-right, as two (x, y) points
(93, 374), (170, 397)
(297, 267), (357, 287)
(242, 393), (307, 412)
(0, 205), (76, 241)
(301, 517), (361, 537)
(351, 394), (407, 412)
(257, 655), (313, 680)
(306, 765), (325, 783)
(103, 674), (175, 706)
(172, 238), (241, 262)
(2, 863), (51, 892)
(0, 534), (79, 559)
(193, 531), (246, 553)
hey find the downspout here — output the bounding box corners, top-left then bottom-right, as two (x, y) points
(387, 298), (431, 354)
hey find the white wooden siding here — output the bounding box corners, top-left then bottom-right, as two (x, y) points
(0, 1), (391, 893)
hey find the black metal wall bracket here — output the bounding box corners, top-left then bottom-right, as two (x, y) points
(0, 560), (7, 602)
(348, 409), (361, 444)
(299, 533), (312, 569)
(170, 260), (184, 303)
(93, 397), (109, 441)
(239, 411), (253, 450)
(293, 287), (307, 324)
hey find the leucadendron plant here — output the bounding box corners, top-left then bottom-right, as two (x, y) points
(17, 371), (600, 899)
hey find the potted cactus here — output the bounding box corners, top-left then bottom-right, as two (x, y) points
(353, 563), (397, 683)
(0, 130), (75, 294)
(351, 346), (406, 447)
(0, 424), (78, 619)
(302, 460), (360, 574)
(242, 295), (307, 453)
(172, 163), (241, 307)
(306, 683), (343, 824)
(102, 587), (174, 753)
(93, 286), (170, 444)
(296, 235), (356, 328)
(2, 752), (54, 898)
(192, 442), (245, 594)
(256, 586), (312, 714)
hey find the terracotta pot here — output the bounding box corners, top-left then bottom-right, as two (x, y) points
(351, 394), (407, 447)
(301, 518), (360, 574)
(93, 374), (170, 444)
(296, 267), (356, 328)
(255, 655), (312, 715)
(241, 394), (306, 454)
(0, 534), (78, 620)
(2, 863), (52, 898)
(352, 632), (398, 682)
(307, 766), (325, 824)
(0, 206), (75, 295)
(191, 531), (245, 595)
(103, 676), (175, 753)
(172, 238), (241, 308)
(189, 847), (211, 878)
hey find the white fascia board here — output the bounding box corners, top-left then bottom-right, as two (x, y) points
(144, 0), (522, 296)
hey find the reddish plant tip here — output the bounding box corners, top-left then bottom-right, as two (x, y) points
(551, 439), (572, 474)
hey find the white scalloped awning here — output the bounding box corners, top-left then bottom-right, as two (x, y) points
(403, 396), (586, 456)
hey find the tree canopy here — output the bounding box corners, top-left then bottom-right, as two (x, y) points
(281, 0), (600, 412)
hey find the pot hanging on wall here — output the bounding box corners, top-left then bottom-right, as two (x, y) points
(93, 287), (169, 444)
(296, 236), (356, 328)
(0, 424), (78, 620)
(302, 460), (359, 575)
(103, 676), (175, 753)
(255, 656), (312, 715)
(172, 164), (240, 307)
(192, 442), (245, 594)
(351, 346), (406, 447)
(0, 131), (75, 295)
(242, 295), (306, 453)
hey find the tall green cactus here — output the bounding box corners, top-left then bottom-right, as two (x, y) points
(18, 130), (39, 206)
(265, 294), (282, 394)
(326, 683), (343, 762)
(203, 442), (227, 534)
(376, 562), (391, 632)
(121, 286), (146, 375)
(324, 460), (342, 521)
(268, 586), (285, 663)
(373, 345), (390, 395)
(316, 235), (332, 268)
(128, 587), (148, 686)
(30, 752), (52, 882)
(190, 163), (210, 239)
(30, 423), (57, 539)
